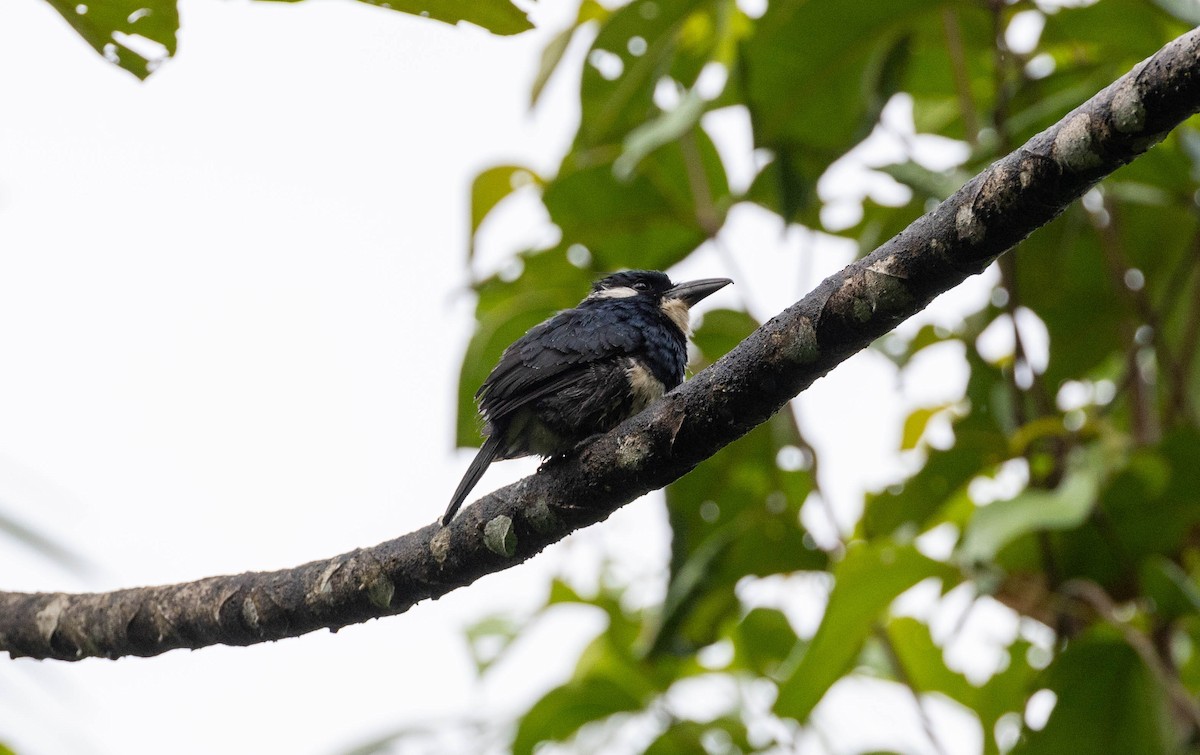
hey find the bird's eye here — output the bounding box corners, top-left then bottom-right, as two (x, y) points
(633, 282), (650, 291)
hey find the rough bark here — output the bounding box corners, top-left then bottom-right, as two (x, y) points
(3, 28), (1199, 662)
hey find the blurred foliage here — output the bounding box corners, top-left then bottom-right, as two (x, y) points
(1012, 628), (1177, 754)
(0, 504), (89, 574)
(45, 0), (531, 79)
(441, 0), (1200, 753)
(774, 541), (959, 721)
(55, 0), (1200, 750)
(0, 497), (90, 752)
(43, 0), (178, 78)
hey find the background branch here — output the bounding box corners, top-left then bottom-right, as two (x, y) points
(3, 27), (1199, 662)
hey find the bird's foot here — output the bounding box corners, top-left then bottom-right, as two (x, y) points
(537, 433), (604, 473)
(537, 454), (568, 473)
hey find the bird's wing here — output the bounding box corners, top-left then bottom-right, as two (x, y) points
(478, 307), (644, 422)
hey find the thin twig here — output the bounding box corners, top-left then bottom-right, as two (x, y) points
(679, 127), (723, 238)
(1061, 580), (1200, 735)
(1091, 200), (1163, 443)
(942, 6), (981, 145)
(989, 0), (1013, 152)
(1096, 198), (1196, 426)
(1165, 258), (1200, 420)
(876, 626), (950, 755)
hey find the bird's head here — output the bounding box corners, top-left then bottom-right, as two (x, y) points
(586, 270), (732, 334)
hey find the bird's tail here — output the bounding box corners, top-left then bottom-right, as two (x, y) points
(441, 435), (502, 525)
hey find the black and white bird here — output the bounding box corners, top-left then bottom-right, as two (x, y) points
(442, 270), (732, 525)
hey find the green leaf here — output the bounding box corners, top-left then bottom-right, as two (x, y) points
(654, 410), (824, 654)
(1097, 428), (1200, 566)
(51, 0), (531, 78)
(743, 147), (822, 224)
(988, 436), (1200, 643)
(650, 310), (825, 655)
(289, 0), (533, 35)
(1015, 209), (1127, 390)
(644, 718), (752, 755)
(900, 403), (953, 451)
(545, 580), (666, 683)
(732, 607), (800, 677)
(1112, 192), (1200, 299)
(1013, 631), (1176, 755)
(1179, 617), (1200, 697)
(878, 161), (968, 202)
(743, 0), (929, 149)
(885, 617), (976, 705)
(903, 5), (993, 142)
(667, 0), (746, 87)
(511, 674), (648, 755)
(862, 426), (1005, 538)
(468, 165), (543, 262)
(774, 541), (958, 722)
(1141, 556), (1200, 624)
(1152, 0), (1200, 24)
(689, 308), (758, 363)
(575, 0), (704, 150)
(530, 0), (608, 107)
(44, 0), (178, 79)
(883, 615), (1037, 751)
(613, 1), (745, 178)
(1040, 0), (1188, 75)
(520, 579), (680, 753)
(958, 447), (1104, 566)
(740, 0), (936, 222)
(545, 126), (729, 271)
(463, 613), (522, 676)
(841, 197), (927, 260)
(885, 325), (958, 369)
(997, 0), (1185, 150)
(615, 89), (707, 180)
(977, 639), (1039, 754)
(547, 577), (587, 606)
(865, 317), (1017, 539)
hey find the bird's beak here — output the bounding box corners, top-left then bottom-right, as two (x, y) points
(665, 277), (733, 307)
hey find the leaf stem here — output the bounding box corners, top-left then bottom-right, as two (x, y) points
(1061, 580), (1200, 735)
(679, 128), (724, 238)
(875, 626), (950, 755)
(942, 7), (980, 145)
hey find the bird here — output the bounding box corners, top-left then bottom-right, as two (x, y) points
(441, 270), (733, 525)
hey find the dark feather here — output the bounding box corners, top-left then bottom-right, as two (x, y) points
(441, 434), (502, 525)
(478, 307), (650, 423)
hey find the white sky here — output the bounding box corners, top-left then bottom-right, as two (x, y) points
(0, 1), (1011, 753)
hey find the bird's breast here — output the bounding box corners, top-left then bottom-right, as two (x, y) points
(625, 358), (667, 414)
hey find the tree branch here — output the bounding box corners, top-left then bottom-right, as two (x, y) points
(4, 28), (1200, 662)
